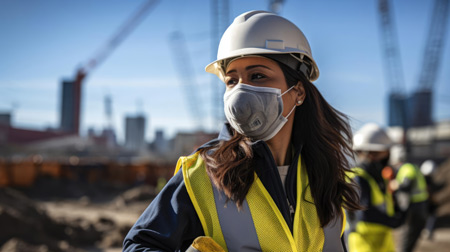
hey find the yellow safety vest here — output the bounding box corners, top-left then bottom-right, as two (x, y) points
(396, 163), (428, 203)
(347, 167), (396, 252)
(175, 152), (346, 252)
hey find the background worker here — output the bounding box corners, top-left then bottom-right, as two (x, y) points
(394, 157), (429, 252)
(347, 123), (404, 252)
(123, 10), (362, 251)
(420, 159), (445, 240)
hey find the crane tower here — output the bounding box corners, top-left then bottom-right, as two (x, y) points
(377, 0), (407, 128)
(210, 0), (230, 129)
(410, 0), (449, 127)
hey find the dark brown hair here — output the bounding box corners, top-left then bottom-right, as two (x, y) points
(200, 58), (361, 227)
(283, 63), (362, 226)
(201, 130), (254, 205)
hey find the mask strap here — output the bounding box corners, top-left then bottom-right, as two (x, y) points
(280, 85), (295, 97)
(281, 85), (297, 119)
(285, 103), (297, 119)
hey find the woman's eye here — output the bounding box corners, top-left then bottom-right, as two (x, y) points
(226, 78), (238, 86)
(251, 73), (266, 80)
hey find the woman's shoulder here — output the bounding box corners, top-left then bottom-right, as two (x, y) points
(123, 166), (203, 251)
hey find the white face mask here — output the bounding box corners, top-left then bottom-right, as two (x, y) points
(223, 83), (296, 141)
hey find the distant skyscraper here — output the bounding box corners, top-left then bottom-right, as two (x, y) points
(125, 115), (146, 151)
(153, 129), (169, 154)
(60, 80), (81, 133)
(0, 113), (11, 126)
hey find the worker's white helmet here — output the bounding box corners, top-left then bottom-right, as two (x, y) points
(205, 10), (319, 82)
(420, 159), (437, 176)
(353, 123), (394, 152)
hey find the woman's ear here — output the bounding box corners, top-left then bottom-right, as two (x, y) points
(294, 81), (306, 105)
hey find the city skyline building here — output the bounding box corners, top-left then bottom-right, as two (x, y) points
(59, 80), (79, 133)
(124, 114), (146, 151)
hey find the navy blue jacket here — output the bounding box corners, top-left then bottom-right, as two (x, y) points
(349, 163), (404, 229)
(123, 124), (305, 251)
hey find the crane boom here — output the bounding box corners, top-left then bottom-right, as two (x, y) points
(61, 0), (159, 134)
(378, 0), (406, 95)
(168, 31), (204, 129)
(417, 0), (449, 91)
(80, 0), (159, 76)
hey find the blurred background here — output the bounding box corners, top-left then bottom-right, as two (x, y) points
(0, 0), (449, 251)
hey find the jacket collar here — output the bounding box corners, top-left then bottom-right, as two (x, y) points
(218, 123), (232, 141)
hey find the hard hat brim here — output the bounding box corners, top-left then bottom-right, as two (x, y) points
(205, 48), (319, 82)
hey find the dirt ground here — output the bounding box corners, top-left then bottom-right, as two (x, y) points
(40, 198), (450, 252)
(40, 199), (149, 252)
(0, 182), (156, 252)
(2, 184), (450, 251)
(1, 157), (450, 251)
(405, 228), (450, 252)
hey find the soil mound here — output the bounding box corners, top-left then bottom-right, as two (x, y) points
(0, 187), (117, 252)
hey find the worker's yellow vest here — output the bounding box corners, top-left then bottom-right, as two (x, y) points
(347, 167), (395, 252)
(396, 163), (428, 203)
(175, 152), (345, 252)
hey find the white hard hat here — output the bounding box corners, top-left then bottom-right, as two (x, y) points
(420, 160), (437, 176)
(205, 10), (319, 82)
(353, 123), (394, 151)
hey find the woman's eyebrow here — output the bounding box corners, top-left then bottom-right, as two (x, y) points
(246, 65), (272, 71)
(226, 65), (273, 75)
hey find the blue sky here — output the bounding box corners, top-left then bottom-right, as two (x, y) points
(1, 0), (449, 143)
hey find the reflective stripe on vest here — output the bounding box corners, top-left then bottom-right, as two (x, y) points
(175, 152), (346, 252)
(396, 163), (428, 203)
(349, 167), (395, 216)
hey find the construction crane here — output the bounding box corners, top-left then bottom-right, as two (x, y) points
(168, 31), (204, 129)
(60, 0), (159, 135)
(210, 0), (230, 129)
(410, 0), (449, 127)
(377, 0), (449, 161)
(377, 0), (407, 128)
(268, 0), (285, 14)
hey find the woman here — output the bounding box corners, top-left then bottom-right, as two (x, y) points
(123, 10), (361, 252)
